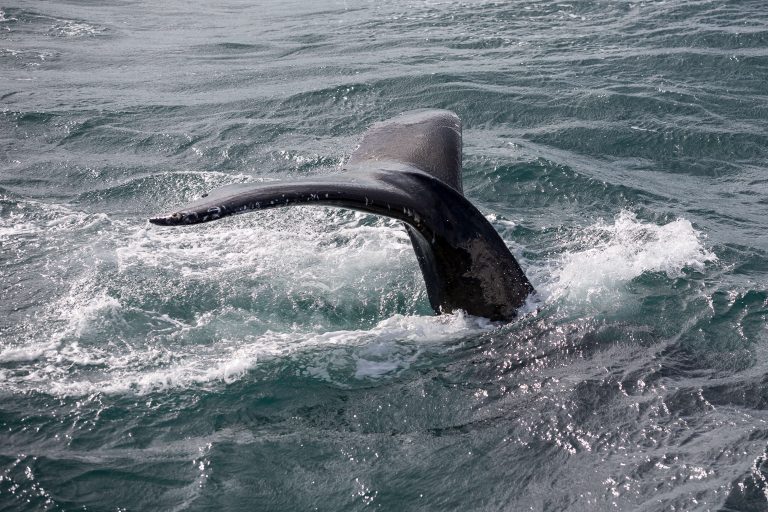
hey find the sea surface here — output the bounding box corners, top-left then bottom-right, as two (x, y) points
(1, 0), (767, 510)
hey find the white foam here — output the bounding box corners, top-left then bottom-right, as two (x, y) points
(119, 208), (416, 290)
(0, 48), (56, 62)
(0, 200), (111, 237)
(49, 20), (104, 37)
(0, 308), (494, 396)
(0, 279), (121, 364)
(545, 210), (716, 302)
(0, 213), (39, 238)
(0, 344), (56, 364)
(485, 213), (518, 229)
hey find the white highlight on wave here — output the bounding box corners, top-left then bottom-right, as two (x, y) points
(546, 210), (717, 301)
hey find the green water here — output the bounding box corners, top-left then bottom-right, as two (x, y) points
(1, 0), (767, 510)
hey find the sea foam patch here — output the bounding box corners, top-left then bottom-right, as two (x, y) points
(0, 308), (494, 396)
(119, 208), (420, 297)
(546, 210), (716, 302)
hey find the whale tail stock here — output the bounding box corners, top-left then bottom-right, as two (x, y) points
(149, 110), (534, 321)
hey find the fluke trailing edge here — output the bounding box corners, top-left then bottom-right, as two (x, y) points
(150, 110), (534, 321)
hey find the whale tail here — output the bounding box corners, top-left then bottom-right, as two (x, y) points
(150, 110), (534, 321)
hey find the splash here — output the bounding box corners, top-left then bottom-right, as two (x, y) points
(546, 210), (716, 302)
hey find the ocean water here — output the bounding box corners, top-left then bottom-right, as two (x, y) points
(1, 0), (767, 510)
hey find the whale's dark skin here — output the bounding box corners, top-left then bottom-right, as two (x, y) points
(150, 110), (534, 321)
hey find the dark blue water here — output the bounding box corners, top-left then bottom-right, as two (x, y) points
(1, 0), (767, 510)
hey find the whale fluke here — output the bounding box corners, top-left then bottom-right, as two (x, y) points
(150, 110), (534, 321)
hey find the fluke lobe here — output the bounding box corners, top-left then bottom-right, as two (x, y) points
(150, 110), (534, 321)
